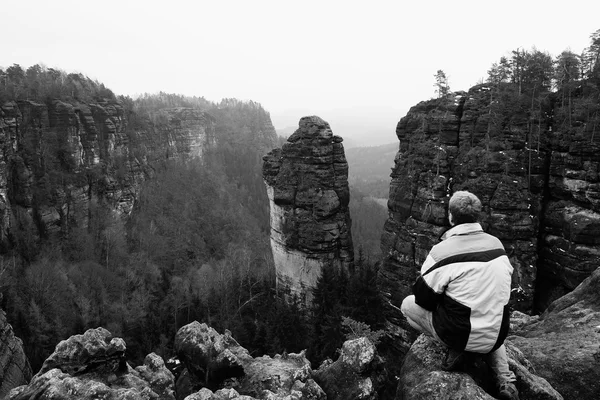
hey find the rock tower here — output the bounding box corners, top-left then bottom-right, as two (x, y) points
(263, 116), (353, 300)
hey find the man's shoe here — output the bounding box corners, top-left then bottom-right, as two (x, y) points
(441, 348), (464, 371)
(498, 382), (519, 400)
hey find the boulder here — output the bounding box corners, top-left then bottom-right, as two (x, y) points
(508, 266), (600, 399)
(135, 353), (178, 399)
(184, 388), (255, 400)
(174, 321), (250, 387)
(397, 335), (562, 400)
(0, 308), (33, 398)
(36, 327), (127, 377)
(175, 322), (325, 399)
(7, 328), (175, 400)
(313, 337), (386, 400)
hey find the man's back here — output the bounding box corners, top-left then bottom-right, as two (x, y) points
(415, 223), (513, 352)
(402, 190), (520, 399)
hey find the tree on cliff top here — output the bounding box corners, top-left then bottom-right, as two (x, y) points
(434, 70), (450, 98)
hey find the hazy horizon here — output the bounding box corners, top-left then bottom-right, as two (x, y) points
(1, 0), (598, 146)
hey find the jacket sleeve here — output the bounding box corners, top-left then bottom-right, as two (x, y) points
(412, 253), (449, 311)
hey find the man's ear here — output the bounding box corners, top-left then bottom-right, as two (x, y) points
(448, 212), (454, 226)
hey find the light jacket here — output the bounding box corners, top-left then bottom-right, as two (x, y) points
(412, 222), (513, 353)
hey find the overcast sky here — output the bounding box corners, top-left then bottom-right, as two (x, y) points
(1, 0), (598, 147)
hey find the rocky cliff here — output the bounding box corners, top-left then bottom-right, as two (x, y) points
(262, 116), (354, 299)
(0, 308), (32, 398)
(379, 85), (600, 353)
(509, 266), (600, 399)
(0, 99), (216, 247)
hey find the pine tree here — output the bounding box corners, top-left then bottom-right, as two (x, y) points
(308, 266), (347, 364)
(346, 259), (385, 328)
(434, 70), (450, 98)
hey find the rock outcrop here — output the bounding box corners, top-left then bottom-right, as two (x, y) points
(262, 116), (353, 299)
(174, 321), (325, 400)
(0, 99), (216, 246)
(11, 322), (377, 400)
(313, 337), (386, 400)
(508, 266), (600, 399)
(379, 86), (600, 354)
(0, 308), (32, 398)
(397, 334), (562, 400)
(7, 327), (175, 400)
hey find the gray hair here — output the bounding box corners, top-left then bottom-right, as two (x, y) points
(448, 191), (482, 224)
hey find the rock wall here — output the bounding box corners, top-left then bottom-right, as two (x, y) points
(539, 128), (600, 308)
(508, 266), (600, 399)
(262, 116), (353, 299)
(379, 86), (600, 354)
(0, 100), (216, 246)
(0, 308), (32, 398)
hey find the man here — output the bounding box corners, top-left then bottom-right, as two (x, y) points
(401, 191), (519, 400)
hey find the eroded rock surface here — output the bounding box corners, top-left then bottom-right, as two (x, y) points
(379, 86), (600, 354)
(397, 335), (562, 400)
(313, 337), (386, 400)
(0, 100), (216, 246)
(508, 266), (600, 399)
(7, 328), (175, 400)
(0, 308), (32, 398)
(174, 321), (325, 400)
(262, 116), (353, 298)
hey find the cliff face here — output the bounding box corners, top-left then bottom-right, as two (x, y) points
(0, 308), (32, 398)
(263, 116), (353, 299)
(379, 85), (600, 353)
(509, 266), (600, 399)
(0, 100), (215, 246)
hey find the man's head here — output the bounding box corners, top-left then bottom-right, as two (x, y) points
(448, 191), (482, 225)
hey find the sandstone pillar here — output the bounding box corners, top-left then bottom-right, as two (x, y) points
(263, 116), (353, 301)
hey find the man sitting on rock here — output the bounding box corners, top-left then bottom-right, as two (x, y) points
(401, 190), (519, 400)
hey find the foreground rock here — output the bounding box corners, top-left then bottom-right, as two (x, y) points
(508, 266), (600, 399)
(174, 321), (325, 400)
(397, 335), (562, 400)
(6, 320), (389, 400)
(7, 327), (175, 400)
(262, 116), (353, 300)
(175, 322), (390, 399)
(0, 308), (33, 398)
(313, 337), (386, 400)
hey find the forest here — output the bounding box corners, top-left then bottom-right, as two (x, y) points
(1, 27), (600, 378)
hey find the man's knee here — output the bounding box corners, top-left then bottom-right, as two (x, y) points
(401, 295), (432, 334)
(401, 295), (417, 318)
